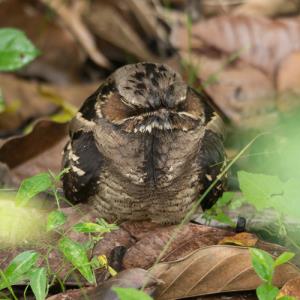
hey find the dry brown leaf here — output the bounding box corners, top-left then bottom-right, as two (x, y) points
(11, 137), (68, 182)
(189, 15), (300, 75)
(278, 277), (300, 299)
(40, 0), (110, 69)
(0, 119), (67, 169)
(0, 0), (84, 84)
(151, 245), (300, 300)
(124, 0), (168, 44)
(85, 0), (160, 62)
(219, 232), (258, 247)
(233, 0), (300, 17)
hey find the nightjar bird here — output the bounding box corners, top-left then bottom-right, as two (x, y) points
(62, 63), (225, 224)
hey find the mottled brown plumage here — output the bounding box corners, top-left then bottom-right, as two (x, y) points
(62, 63), (225, 224)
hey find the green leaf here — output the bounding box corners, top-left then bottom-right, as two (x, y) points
(0, 28), (40, 71)
(250, 248), (274, 283)
(30, 267), (48, 300)
(215, 192), (235, 207)
(16, 173), (52, 206)
(58, 237), (95, 284)
(256, 283), (279, 300)
(0, 89), (5, 113)
(112, 287), (153, 300)
(73, 220), (118, 233)
(238, 171), (300, 220)
(0, 251), (38, 289)
(47, 210), (67, 232)
(238, 171), (283, 211)
(274, 252), (295, 267)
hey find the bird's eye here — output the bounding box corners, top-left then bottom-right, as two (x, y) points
(177, 102), (187, 112)
(102, 94), (134, 122)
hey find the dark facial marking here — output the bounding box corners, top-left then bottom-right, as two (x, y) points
(136, 83), (146, 90)
(143, 63), (158, 77)
(134, 71), (146, 81)
(79, 90), (98, 121)
(99, 80), (117, 99)
(143, 133), (161, 186)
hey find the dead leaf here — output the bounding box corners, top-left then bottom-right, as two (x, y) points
(219, 232), (258, 247)
(0, 119), (67, 169)
(188, 15), (300, 75)
(40, 0), (110, 69)
(85, 0), (162, 62)
(233, 0), (300, 17)
(151, 245), (300, 300)
(278, 277), (300, 299)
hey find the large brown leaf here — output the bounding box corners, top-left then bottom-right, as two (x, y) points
(151, 245), (300, 300)
(181, 15), (300, 75)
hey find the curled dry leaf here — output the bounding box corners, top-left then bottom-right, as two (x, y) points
(0, 119), (68, 181)
(185, 15), (300, 75)
(0, 0), (84, 84)
(219, 232), (258, 247)
(0, 119), (67, 169)
(151, 245), (300, 300)
(278, 277), (300, 299)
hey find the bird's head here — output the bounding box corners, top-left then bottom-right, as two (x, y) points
(95, 62), (214, 133)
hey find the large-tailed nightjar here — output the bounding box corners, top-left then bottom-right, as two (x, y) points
(62, 62), (225, 224)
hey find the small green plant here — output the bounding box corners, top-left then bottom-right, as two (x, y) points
(113, 287), (153, 300)
(0, 169), (119, 298)
(0, 251), (48, 300)
(250, 248), (295, 300)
